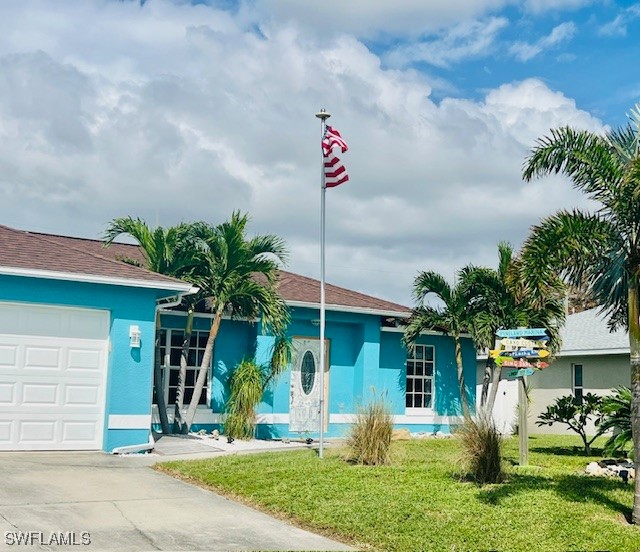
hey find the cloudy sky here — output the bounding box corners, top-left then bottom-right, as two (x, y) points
(0, 0), (637, 306)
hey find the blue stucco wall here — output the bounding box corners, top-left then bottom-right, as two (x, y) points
(0, 275), (179, 452)
(166, 305), (477, 439)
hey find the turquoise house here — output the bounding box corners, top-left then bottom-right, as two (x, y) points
(0, 225), (476, 452)
(155, 275), (477, 439)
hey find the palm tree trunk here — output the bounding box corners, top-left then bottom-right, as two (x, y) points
(628, 282), (640, 524)
(486, 360), (502, 415)
(480, 359), (492, 408)
(173, 306), (194, 434)
(454, 335), (472, 421)
(184, 305), (224, 431)
(154, 316), (170, 434)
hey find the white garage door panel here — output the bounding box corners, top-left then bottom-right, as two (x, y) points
(0, 303), (109, 451)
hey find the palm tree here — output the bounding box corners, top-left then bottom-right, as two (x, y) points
(461, 243), (565, 414)
(183, 211), (289, 431)
(403, 271), (473, 421)
(520, 104), (640, 523)
(103, 217), (205, 434)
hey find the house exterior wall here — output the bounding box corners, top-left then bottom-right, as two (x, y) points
(527, 353), (630, 436)
(0, 274), (176, 451)
(161, 306), (476, 438)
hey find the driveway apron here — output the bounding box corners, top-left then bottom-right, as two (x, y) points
(0, 452), (352, 551)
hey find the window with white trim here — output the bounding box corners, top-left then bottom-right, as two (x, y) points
(406, 344), (435, 409)
(153, 329), (210, 407)
(572, 363), (583, 404)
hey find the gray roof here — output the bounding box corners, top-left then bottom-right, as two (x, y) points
(560, 308), (629, 356)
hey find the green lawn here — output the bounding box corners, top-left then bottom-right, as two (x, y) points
(158, 435), (640, 552)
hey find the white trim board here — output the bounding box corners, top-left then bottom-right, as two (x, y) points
(150, 407), (463, 427)
(285, 300), (410, 318)
(0, 265), (195, 293)
(108, 415), (152, 430)
(382, 326), (473, 338)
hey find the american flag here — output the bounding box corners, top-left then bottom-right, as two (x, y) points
(322, 125), (349, 188)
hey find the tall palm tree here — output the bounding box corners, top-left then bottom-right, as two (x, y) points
(103, 217), (205, 434)
(520, 104), (640, 523)
(403, 271), (473, 421)
(461, 243), (565, 413)
(183, 211), (289, 431)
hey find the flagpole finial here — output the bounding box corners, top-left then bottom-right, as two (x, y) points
(315, 108), (331, 120)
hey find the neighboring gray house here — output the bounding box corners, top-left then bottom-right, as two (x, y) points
(477, 308), (630, 435)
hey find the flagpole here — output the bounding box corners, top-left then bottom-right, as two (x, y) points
(315, 108), (330, 459)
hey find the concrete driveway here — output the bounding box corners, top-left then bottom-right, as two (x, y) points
(0, 452), (353, 551)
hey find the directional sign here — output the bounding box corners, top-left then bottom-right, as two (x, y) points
(499, 337), (548, 348)
(501, 359), (536, 368)
(506, 368), (535, 379)
(497, 328), (548, 338)
(500, 349), (550, 359)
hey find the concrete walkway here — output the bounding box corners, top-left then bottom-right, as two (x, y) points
(0, 452), (353, 551)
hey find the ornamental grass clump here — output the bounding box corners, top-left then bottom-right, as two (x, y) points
(458, 414), (504, 484)
(346, 395), (393, 466)
(224, 359), (264, 440)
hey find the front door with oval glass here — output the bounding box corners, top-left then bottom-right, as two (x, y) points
(289, 338), (329, 433)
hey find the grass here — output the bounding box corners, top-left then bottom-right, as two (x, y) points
(157, 435), (640, 552)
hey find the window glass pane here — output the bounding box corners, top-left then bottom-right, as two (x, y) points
(188, 350), (196, 366)
(414, 379), (423, 393)
(574, 388), (583, 404)
(159, 330), (167, 346)
(574, 365), (583, 387)
(171, 331), (184, 346)
(406, 393), (413, 407)
(414, 394), (423, 408)
(197, 351), (204, 367)
(169, 349), (181, 366)
(425, 363), (433, 377)
(186, 370), (195, 386)
(425, 347), (434, 361)
(424, 394), (432, 408)
(415, 346), (424, 360)
(406, 361), (415, 375)
(425, 380), (432, 394)
(415, 363), (424, 376)
(301, 351), (316, 395)
(169, 370), (179, 386)
(198, 333), (208, 348)
(406, 379), (413, 392)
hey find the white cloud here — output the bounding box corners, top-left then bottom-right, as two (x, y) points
(248, 0), (512, 39)
(598, 4), (640, 37)
(510, 21), (576, 61)
(0, 1), (604, 306)
(385, 17), (508, 68)
(524, 0), (592, 14)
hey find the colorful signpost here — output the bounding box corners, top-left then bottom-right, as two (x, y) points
(493, 327), (551, 467)
(506, 368), (535, 378)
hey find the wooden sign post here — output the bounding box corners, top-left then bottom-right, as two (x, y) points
(495, 328), (549, 467)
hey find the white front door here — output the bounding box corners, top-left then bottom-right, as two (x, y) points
(0, 302), (109, 451)
(289, 338), (328, 434)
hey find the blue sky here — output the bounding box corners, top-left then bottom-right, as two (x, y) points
(0, 0), (637, 304)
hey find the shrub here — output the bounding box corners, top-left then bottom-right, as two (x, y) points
(599, 386), (632, 457)
(224, 359), (264, 440)
(346, 395), (393, 466)
(458, 414), (504, 484)
(536, 393), (603, 455)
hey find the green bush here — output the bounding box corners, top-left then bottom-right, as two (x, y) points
(224, 359), (264, 440)
(458, 414), (504, 484)
(599, 386), (632, 457)
(346, 395), (393, 466)
(536, 393), (602, 455)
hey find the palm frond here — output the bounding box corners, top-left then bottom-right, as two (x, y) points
(412, 271), (452, 305)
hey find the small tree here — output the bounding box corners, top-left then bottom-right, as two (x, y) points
(599, 387), (632, 457)
(536, 393), (603, 454)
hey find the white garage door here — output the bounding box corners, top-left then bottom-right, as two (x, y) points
(0, 302), (109, 451)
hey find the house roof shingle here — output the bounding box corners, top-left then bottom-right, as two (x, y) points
(0, 225), (191, 291)
(560, 308), (629, 355)
(1, 227), (410, 316)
